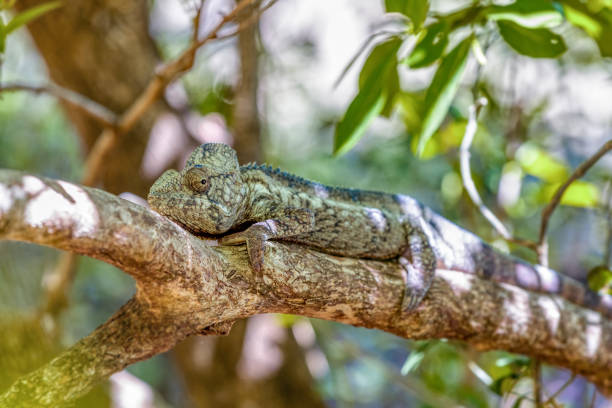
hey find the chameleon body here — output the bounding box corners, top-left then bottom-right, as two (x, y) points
(148, 143), (612, 317)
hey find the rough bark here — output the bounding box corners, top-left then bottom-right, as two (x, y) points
(0, 170), (610, 407)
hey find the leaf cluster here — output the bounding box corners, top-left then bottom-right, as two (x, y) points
(334, 0), (611, 157)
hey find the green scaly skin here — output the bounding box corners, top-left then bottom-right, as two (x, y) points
(148, 143), (612, 317)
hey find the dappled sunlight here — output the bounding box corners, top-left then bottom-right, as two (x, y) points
(22, 176), (100, 237)
(536, 296), (561, 334)
(498, 288), (531, 337)
(584, 311), (603, 357)
(313, 183), (330, 199)
(436, 269), (474, 296)
(365, 208), (387, 232)
(0, 183), (19, 216)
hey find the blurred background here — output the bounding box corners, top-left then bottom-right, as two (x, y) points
(1, 0), (611, 406)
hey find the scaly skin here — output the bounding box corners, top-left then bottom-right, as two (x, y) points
(148, 143), (612, 317)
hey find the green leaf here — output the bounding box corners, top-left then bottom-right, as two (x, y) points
(486, 0), (563, 28)
(0, 16), (5, 54)
(489, 373), (520, 395)
(5, 1), (61, 34)
(516, 143), (568, 182)
(563, 1), (612, 57)
(358, 38), (402, 89)
(334, 88), (385, 156)
(385, 0), (430, 31)
(400, 350), (425, 375)
(543, 180), (600, 208)
(587, 265), (612, 293)
(495, 355), (530, 368)
(0, 0), (16, 10)
(405, 21), (449, 68)
(380, 67), (400, 118)
(417, 34), (472, 155)
(511, 395), (529, 408)
(564, 4), (603, 37)
(497, 20), (567, 58)
(334, 38), (401, 155)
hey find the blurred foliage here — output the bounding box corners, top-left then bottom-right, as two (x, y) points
(0, 1), (60, 61)
(334, 0), (612, 156)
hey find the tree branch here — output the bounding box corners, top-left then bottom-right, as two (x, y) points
(0, 82), (117, 128)
(0, 169), (611, 406)
(538, 139), (612, 261)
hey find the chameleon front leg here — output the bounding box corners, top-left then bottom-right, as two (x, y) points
(399, 221), (437, 312)
(219, 208), (315, 276)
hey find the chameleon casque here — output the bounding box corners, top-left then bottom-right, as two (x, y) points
(148, 143), (612, 317)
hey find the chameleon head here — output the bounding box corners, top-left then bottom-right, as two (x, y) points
(147, 143), (247, 235)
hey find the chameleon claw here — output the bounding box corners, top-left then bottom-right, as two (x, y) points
(401, 291), (422, 313)
(398, 256), (431, 313)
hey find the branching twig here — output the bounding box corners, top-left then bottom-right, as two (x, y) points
(459, 98), (538, 251)
(41, 0), (273, 318)
(0, 82), (117, 127)
(603, 181), (612, 267)
(460, 98), (507, 236)
(83, 0), (261, 188)
(538, 139), (612, 263)
(214, 0), (279, 42)
(543, 373), (576, 406)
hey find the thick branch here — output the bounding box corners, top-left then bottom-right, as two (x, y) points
(0, 297), (188, 407)
(0, 170), (610, 405)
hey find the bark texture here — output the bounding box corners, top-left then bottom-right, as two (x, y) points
(0, 170), (610, 407)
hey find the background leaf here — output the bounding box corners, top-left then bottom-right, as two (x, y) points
(417, 34), (472, 155)
(562, 0), (612, 57)
(384, 0), (429, 31)
(497, 20), (567, 58)
(587, 265), (612, 293)
(405, 21), (449, 68)
(542, 180), (600, 208)
(334, 38), (401, 155)
(486, 0), (563, 28)
(5, 1), (61, 34)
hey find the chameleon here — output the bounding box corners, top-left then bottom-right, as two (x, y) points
(148, 143), (612, 317)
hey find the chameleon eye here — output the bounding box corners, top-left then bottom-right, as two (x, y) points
(184, 168), (210, 193)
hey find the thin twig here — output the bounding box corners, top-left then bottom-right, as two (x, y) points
(599, 180), (612, 267)
(332, 29), (404, 89)
(543, 373), (575, 407)
(538, 139), (612, 263)
(215, 0), (279, 42)
(41, 0), (272, 320)
(0, 82), (117, 127)
(532, 359), (542, 407)
(82, 0), (261, 187)
(192, 0), (206, 44)
(460, 98), (534, 247)
(589, 385), (597, 408)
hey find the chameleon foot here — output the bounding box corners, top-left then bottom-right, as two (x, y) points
(398, 257), (432, 312)
(220, 222), (271, 278)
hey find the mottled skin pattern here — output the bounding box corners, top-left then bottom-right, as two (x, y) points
(148, 144), (612, 317)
